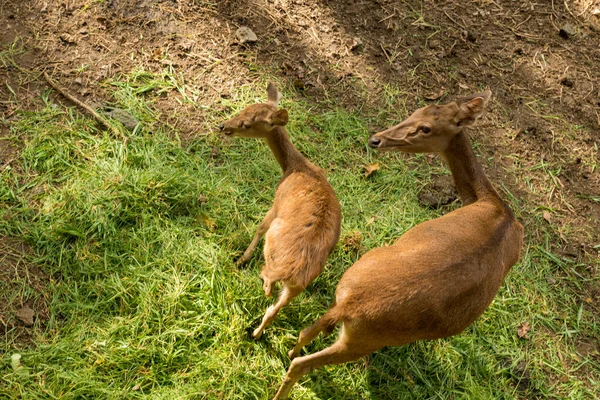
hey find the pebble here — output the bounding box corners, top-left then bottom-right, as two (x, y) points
(104, 107), (139, 130)
(16, 306), (34, 326)
(236, 27), (258, 44)
(559, 24), (576, 39)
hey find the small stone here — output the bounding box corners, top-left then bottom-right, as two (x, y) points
(428, 39), (440, 49)
(104, 107), (139, 130)
(349, 37), (363, 51)
(558, 24), (576, 39)
(16, 306), (34, 326)
(235, 27), (258, 44)
(576, 340), (597, 357)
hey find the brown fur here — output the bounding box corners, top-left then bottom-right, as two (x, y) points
(273, 91), (524, 399)
(220, 83), (341, 339)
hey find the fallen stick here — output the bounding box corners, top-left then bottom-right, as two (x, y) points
(42, 71), (127, 142)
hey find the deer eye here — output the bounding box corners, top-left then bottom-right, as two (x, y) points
(419, 126), (431, 133)
(242, 122), (251, 129)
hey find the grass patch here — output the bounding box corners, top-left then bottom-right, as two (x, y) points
(0, 70), (598, 399)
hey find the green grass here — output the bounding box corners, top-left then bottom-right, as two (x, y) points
(0, 69), (598, 399)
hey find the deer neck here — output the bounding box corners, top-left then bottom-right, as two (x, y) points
(265, 126), (307, 173)
(442, 131), (501, 206)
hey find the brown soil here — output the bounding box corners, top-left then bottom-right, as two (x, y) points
(1, 0), (599, 345)
(0, 236), (51, 348)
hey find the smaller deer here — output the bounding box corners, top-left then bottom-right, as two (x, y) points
(219, 83), (342, 339)
(272, 91), (523, 399)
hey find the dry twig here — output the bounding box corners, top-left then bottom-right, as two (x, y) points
(42, 71), (127, 143)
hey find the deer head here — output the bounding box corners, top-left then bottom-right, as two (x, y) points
(219, 82), (289, 138)
(368, 91), (491, 153)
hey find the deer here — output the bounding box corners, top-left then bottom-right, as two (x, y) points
(272, 91), (524, 399)
(219, 82), (342, 340)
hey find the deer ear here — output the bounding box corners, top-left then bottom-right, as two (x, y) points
(267, 82), (282, 107)
(269, 109), (288, 126)
(455, 91), (491, 126)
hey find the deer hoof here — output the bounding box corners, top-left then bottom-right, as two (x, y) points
(235, 257), (248, 266)
(252, 328), (263, 340)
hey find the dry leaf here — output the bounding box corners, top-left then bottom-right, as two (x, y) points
(201, 215), (216, 230)
(152, 48), (163, 60)
(517, 322), (531, 339)
(366, 216), (376, 226)
(542, 211), (552, 223)
(59, 33), (77, 44)
(458, 83), (469, 90)
(424, 89), (444, 101)
(364, 162), (380, 177)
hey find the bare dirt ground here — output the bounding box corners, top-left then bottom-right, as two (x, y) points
(1, 0), (599, 348)
(0, 237), (50, 346)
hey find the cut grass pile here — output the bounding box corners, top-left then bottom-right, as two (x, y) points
(1, 70), (598, 399)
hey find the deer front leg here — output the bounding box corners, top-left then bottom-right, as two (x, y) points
(237, 208), (275, 266)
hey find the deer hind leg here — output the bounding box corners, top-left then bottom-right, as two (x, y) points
(288, 310), (338, 359)
(237, 208), (276, 266)
(273, 327), (377, 400)
(252, 283), (302, 339)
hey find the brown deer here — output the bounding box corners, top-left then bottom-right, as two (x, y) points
(219, 83), (342, 339)
(272, 91), (523, 399)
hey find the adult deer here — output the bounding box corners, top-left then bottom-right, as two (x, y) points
(219, 83), (342, 339)
(273, 91), (523, 399)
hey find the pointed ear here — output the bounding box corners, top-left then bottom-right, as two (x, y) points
(455, 91), (492, 126)
(267, 82), (282, 107)
(268, 109), (288, 126)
